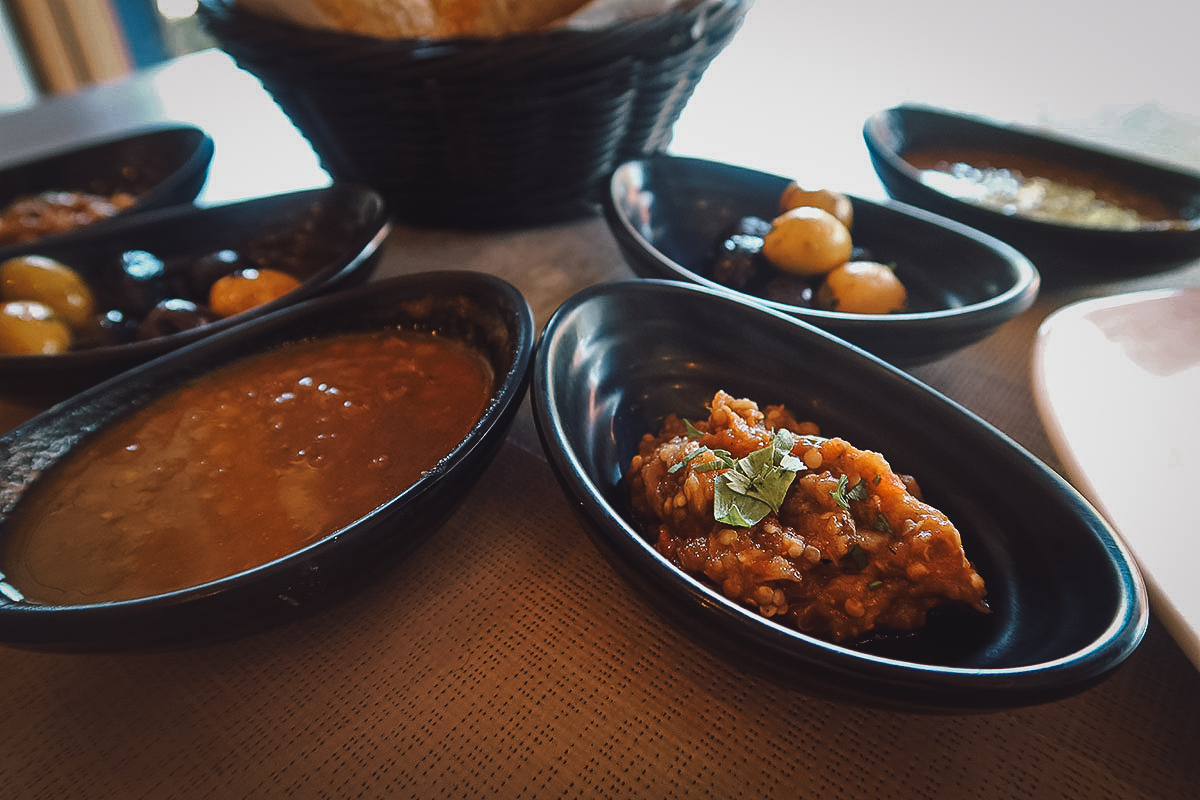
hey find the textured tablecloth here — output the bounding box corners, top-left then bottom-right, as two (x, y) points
(4, 217), (1198, 799)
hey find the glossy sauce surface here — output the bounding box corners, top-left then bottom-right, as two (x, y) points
(905, 148), (1184, 229)
(1, 329), (493, 604)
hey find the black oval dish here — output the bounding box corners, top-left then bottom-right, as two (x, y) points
(531, 279), (1147, 712)
(863, 104), (1200, 281)
(0, 183), (390, 405)
(0, 125), (215, 258)
(0, 271), (535, 651)
(603, 155), (1038, 366)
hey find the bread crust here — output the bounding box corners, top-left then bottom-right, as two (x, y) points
(303, 0), (593, 38)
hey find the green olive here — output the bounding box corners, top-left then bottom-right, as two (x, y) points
(816, 261), (908, 314)
(761, 207), (853, 276)
(0, 254), (96, 330)
(0, 300), (72, 355)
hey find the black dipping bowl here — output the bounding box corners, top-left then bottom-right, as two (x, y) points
(603, 155), (1038, 366)
(531, 279), (1147, 712)
(0, 125), (214, 258)
(0, 271), (535, 650)
(0, 184), (389, 404)
(863, 104), (1200, 281)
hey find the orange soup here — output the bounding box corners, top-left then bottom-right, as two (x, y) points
(1, 329), (493, 604)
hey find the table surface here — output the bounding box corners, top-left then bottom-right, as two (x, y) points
(3, 3), (1200, 797)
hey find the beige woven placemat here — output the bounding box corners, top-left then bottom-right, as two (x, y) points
(2, 425), (1198, 799)
(3, 220), (1198, 799)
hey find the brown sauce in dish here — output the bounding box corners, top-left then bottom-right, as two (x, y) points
(1, 329), (493, 604)
(905, 147), (1187, 229)
(627, 391), (988, 644)
(0, 190), (137, 245)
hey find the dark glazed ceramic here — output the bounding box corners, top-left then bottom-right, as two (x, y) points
(602, 155), (1038, 366)
(0, 125), (215, 258)
(531, 279), (1147, 712)
(863, 104), (1200, 281)
(0, 272), (535, 650)
(0, 184), (390, 404)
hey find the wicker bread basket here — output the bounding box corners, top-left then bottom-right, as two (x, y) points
(198, 0), (751, 227)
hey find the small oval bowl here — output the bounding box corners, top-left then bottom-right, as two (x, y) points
(0, 125), (215, 258)
(531, 279), (1147, 712)
(0, 183), (390, 405)
(863, 104), (1200, 281)
(0, 271), (535, 651)
(602, 155), (1038, 366)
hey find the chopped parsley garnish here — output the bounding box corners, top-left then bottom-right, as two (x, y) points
(669, 426), (807, 527)
(849, 543), (869, 570)
(713, 429), (805, 526)
(830, 474), (868, 510)
(830, 474), (850, 510)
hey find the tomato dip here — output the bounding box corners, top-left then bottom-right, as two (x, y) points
(627, 391), (988, 643)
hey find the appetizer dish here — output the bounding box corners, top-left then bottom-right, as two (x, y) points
(0, 271), (535, 649)
(0, 184), (389, 404)
(603, 155), (1038, 366)
(532, 278), (1146, 711)
(0, 125), (214, 257)
(628, 391), (989, 645)
(0, 189), (136, 247)
(864, 104), (1200, 279)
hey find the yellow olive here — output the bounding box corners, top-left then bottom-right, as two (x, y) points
(761, 207), (853, 276)
(208, 268), (302, 318)
(0, 300), (72, 355)
(816, 261), (908, 314)
(778, 182), (854, 230)
(0, 254), (95, 329)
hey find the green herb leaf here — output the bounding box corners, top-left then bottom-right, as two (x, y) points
(684, 419), (705, 438)
(849, 543), (869, 570)
(711, 429), (804, 527)
(830, 474), (851, 510)
(847, 480), (869, 502)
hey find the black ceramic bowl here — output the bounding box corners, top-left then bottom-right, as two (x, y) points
(0, 125), (215, 258)
(0, 184), (390, 405)
(863, 104), (1200, 281)
(531, 279), (1147, 712)
(0, 271), (535, 650)
(603, 155), (1038, 366)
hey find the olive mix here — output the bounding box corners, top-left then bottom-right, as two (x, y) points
(711, 183), (909, 315)
(0, 204), (346, 356)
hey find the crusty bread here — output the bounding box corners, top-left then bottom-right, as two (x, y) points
(299, 0), (593, 38)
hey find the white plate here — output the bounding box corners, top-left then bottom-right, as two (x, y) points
(1033, 287), (1200, 669)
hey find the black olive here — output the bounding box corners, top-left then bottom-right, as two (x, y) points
(712, 234), (766, 289)
(731, 215), (772, 238)
(73, 309), (139, 349)
(97, 250), (170, 315)
(135, 298), (217, 341)
(185, 249), (248, 298)
(711, 217), (771, 290)
(763, 275), (815, 307)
